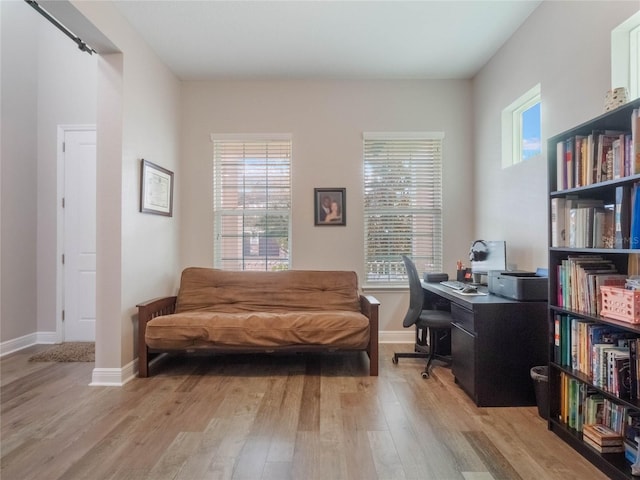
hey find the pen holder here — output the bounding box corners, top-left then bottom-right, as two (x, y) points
(456, 268), (470, 282)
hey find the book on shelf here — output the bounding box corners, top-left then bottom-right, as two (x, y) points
(551, 197), (566, 247)
(587, 134), (595, 185)
(615, 185), (632, 249)
(605, 348), (630, 397)
(625, 439), (637, 464)
(567, 198), (604, 248)
(554, 112), (634, 188)
(569, 377), (579, 429)
(595, 131), (626, 182)
(583, 423), (624, 445)
(629, 253), (640, 277)
(623, 133), (634, 175)
(612, 137), (623, 180)
(630, 339), (639, 400)
(557, 141), (565, 191)
(552, 197), (616, 249)
(631, 182), (640, 249)
(554, 314), (561, 363)
(575, 135), (587, 187)
(625, 410), (640, 447)
(593, 204), (615, 249)
(611, 134), (630, 180)
(566, 137), (574, 190)
(583, 435), (625, 453)
(584, 394), (605, 425)
(555, 317), (639, 392)
(633, 108), (640, 175)
(614, 355), (632, 399)
(592, 344), (623, 389)
(555, 255), (623, 315)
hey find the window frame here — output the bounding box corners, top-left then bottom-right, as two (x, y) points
(211, 133), (292, 272)
(362, 131), (444, 286)
(612, 11), (640, 101)
(501, 84), (541, 168)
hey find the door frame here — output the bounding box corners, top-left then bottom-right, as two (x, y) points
(56, 124), (97, 342)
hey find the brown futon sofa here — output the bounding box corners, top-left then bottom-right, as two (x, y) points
(137, 267), (379, 377)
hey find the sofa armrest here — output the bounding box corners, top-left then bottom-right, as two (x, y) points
(360, 294), (380, 376)
(137, 296), (177, 377)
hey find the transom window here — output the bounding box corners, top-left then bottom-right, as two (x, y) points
(502, 84), (542, 167)
(363, 132), (444, 284)
(612, 11), (640, 100)
(211, 134), (291, 271)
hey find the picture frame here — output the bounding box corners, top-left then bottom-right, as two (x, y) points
(314, 188), (346, 226)
(140, 159), (174, 217)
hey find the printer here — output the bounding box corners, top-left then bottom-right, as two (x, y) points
(488, 269), (548, 301)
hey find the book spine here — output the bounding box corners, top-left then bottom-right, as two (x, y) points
(615, 185), (631, 249)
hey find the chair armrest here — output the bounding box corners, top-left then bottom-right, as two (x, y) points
(137, 296), (177, 377)
(360, 294), (380, 376)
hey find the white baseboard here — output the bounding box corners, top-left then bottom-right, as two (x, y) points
(90, 359), (137, 386)
(379, 330), (414, 343)
(0, 331), (58, 357)
(37, 331), (60, 344)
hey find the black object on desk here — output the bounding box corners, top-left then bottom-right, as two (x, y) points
(421, 281), (547, 407)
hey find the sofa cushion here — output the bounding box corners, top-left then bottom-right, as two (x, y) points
(145, 310), (370, 350)
(175, 268), (362, 314)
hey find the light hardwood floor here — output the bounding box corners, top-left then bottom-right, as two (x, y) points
(1, 343), (607, 480)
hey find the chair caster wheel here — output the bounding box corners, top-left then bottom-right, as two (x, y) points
(421, 371), (429, 379)
(392, 356), (398, 365)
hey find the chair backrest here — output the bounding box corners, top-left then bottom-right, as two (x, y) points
(402, 255), (426, 328)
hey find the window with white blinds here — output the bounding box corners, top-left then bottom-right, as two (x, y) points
(363, 132), (444, 284)
(211, 134), (291, 271)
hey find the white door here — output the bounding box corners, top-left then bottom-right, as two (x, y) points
(63, 129), (96, 341)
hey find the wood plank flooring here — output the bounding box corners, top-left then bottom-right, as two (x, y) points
(1, 344), (608, 480)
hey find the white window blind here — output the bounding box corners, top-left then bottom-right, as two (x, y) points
(363, 132), (444, 284)
(211, 134), (291, 271)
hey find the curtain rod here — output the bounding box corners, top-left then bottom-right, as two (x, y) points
(24, 0), (96, 55)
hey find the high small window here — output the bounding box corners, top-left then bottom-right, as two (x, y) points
(502, 84), (541, 167)
(612, 11), (640, 100)
(211, 134), (291, 271)
(363, 132), (444, 284)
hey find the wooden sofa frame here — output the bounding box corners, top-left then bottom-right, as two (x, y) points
(137, 295), (379, 377)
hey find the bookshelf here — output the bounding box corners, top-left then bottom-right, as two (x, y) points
(548, 97), (640, 480)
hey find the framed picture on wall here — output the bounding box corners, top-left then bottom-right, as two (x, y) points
(140, 159), (174, 217)
(314, 188), (346, 226)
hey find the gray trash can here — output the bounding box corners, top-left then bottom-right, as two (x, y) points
(530, 366), (548, 420)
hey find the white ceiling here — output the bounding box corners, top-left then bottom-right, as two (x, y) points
(112, 0), (542, 81)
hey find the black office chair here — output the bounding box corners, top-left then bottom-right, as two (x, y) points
(392, 255), (453, 379)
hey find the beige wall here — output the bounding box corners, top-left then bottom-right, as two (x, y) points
(472, 1), (640, 272)
(180, 79), (474, 332)
(1, 0), (39, 343)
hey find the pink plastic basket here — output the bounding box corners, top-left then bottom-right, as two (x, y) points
(600, 286), (640, 324)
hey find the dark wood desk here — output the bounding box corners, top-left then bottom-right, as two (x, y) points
(422, 281), (547, 407)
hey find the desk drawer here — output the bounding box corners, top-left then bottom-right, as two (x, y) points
(451, 302), (475, 332)
(451, 322), (476, 403)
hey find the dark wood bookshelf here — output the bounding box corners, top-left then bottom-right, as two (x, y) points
(547, 97), (640, 480)
(549, 419), (633, 480)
